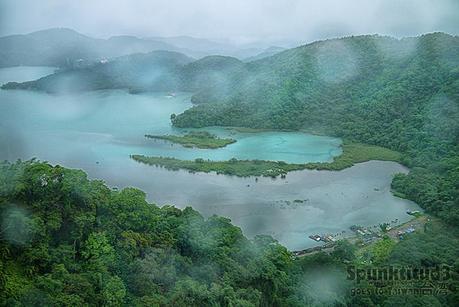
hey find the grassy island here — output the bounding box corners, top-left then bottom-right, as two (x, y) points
(145, 131), (236, 149)
(131, 142), (402, 177)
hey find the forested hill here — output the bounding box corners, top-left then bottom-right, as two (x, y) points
(2, 51), (195, 93)
(179, 56), (247, 102)
(172, 32), (459, 226)
(1, 52), (246, 94)
(1, 33), (459, 305)
(4, 32), (457, 108)
(174, 32), (458, 131)
(2, 161), (458, 306)
(3, 33), (458, 225)
(0, 160), (334, 306)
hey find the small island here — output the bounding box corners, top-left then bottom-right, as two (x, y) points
(131, 142), (402, 177)
(145, 131), (236, 149)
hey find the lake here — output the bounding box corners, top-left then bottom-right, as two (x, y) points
(0, 66), (421, 250)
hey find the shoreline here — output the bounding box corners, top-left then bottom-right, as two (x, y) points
(145, 131), (236, 149)
(131, 141), (402, 177)
(293, 215), (428, 257)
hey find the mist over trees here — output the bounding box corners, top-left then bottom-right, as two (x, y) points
(0, 160), (330, 305)
(172, 33), (459, 226)
(0, 28), (458, 306)
(0, 28), (276, 69)
(6, 33), (457, 226)
(1, 160), (458, 306)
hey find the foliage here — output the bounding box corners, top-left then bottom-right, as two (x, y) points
(145, 131), (236, 149)
(1, 32), (459, 306)
(0, 160), (303, 306)
(347, 218), (459, 306)
(5, 34), (457, 222)
(5, 161), (454, 306)
(370, 237), (396, 265)
(131, 142), (401, 177)
(170, 33), (459, 224)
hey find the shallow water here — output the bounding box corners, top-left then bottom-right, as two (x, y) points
(0, 66), (56, 85)
(0, 67), (421, 250)
(105, 160), (419, 250)
(0, 89), (341, 164)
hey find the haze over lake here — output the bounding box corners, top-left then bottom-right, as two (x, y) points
(0, 66), (420, 250)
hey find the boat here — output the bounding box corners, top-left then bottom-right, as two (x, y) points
(308, 234), (322, 242)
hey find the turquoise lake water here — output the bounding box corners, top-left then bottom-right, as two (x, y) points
(0, 67), (420, 250)
(0, 79), (342, 164)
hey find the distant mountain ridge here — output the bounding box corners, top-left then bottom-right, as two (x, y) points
(0, 28), (177, 68)
(0, 28), (269, 68)
(243, 46), (286, 62)
(147, 35), (231, 52)
(2, 50), (195, 92)
(3, 32), (457, 98)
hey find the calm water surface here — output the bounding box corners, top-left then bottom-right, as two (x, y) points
(0, 67), (420, 250)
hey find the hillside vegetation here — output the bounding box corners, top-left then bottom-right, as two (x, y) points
(1, 160), (458, 306)
(2, 51), (194, 93)
(172, 33), (459, 225)
(3, 33), (458, 225)
(132, 142), (401, 177)
(0, 160), (296, 306)
(145, 131), (236, 149)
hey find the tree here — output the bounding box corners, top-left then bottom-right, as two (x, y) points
(102, 275), (126, 306)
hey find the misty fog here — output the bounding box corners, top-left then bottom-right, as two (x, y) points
(1, 0), (458, 47)
(0, 1), (458, 306)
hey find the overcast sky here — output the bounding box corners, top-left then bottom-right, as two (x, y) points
(1, 0), (458, 45)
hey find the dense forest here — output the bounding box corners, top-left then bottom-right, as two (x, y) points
(1, 50), (194, 93)
(1, 160), (458, 306)
(171, 33), (459, 226)
(10, 33), (456, 226)
(1, 32), (458, 306)
(145, 131), (236, 149)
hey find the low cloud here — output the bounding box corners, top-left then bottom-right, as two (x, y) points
(0, 0), (458, 46)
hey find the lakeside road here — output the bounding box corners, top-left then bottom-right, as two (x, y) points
(386, 215), (428, 242)
(294, 215), (429, 257)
